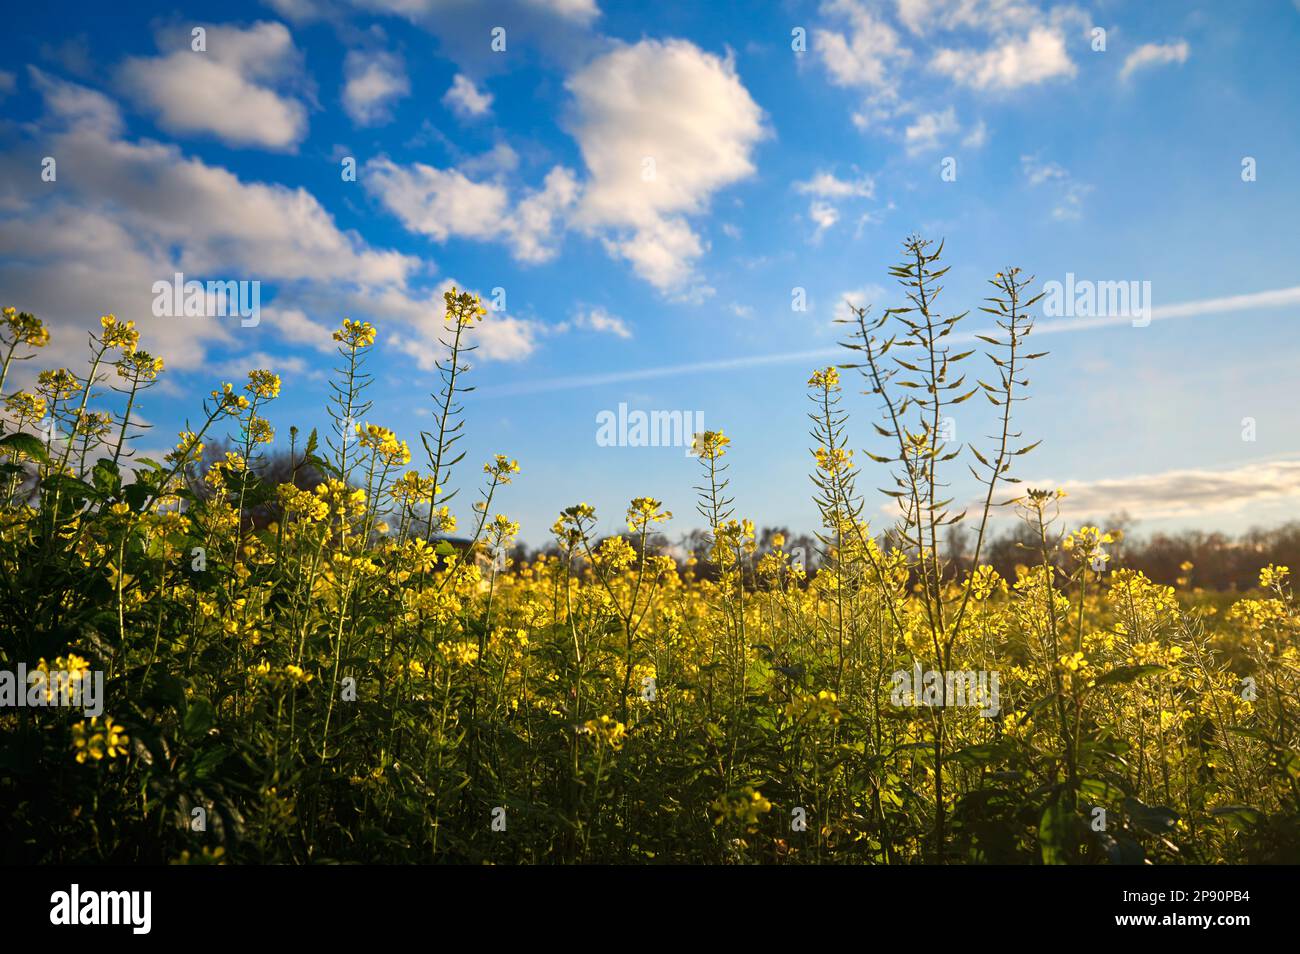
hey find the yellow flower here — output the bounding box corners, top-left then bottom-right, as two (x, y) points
(37, 368), (83, 401)
(808, 366), (840, 389)
(445, 286), (488, 327)
(246, 369), (281, 400)
(356, 423), (410, 466)
(1259, 564), (1290, 590)
(712, 786), (772, 827)
(333, 318), (377, 348)
(484, 455), (520, 483)
(691, 430), (730, 461)
(580, 714), (627, 750)
(211, 382), (250, 414)
(2, 307), (49, 347)
(116, 350), (164, 381)
(99, 315), (139, 354)
(71, 716), (130, 764)
(4, 391), (46, 427)
(626, 496), (672, 534)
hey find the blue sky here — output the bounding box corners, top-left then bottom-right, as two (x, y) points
(2, 0), (1298, 545)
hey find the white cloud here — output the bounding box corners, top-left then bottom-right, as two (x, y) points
(364, 155), (578, 263)
(1120, 40), (1190, 81)
(1043, 457), (1300, 522)
(117, 21), (310, 151)
(265, 0), (327, 21)
(896, 0), (1045, 36)
(814, 0), (911, 93)
(808, 200), (840, 239)
(1020, 153), (1069, 185)
(833, 284), (886, 323)
(904, 106), (960, 153)
(443, 73), (493, 118)
(263, 307), (337, 354)
(459, 142), (520, 177)
(795, 170), (875, 241)
(1021, 153), (1091, 219)
(385, 278), (545, 365)
(214, 351), (310, 379)
(566, 39), (766, 296)
(342, 49), (409, 126)
(931, 26), (1076, 90)
(369, 38), (764, 290)
(1050, 181), (1092, 220)
(509, 167), (580, 263)
(0, 72), (547, 381)
(271, 0), (600, 24)
(601, 215), (707, 296)
(365, 158), (512, 242)
(0, 70), (15, 97)
(565, 306), (632, 338)
(795, 170), (875, 199)
(523, 0), (600, 22)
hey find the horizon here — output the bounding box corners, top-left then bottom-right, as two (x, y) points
(3, 0), (1299, 547)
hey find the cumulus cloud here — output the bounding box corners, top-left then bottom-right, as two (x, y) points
(509, 167), (581, 263)
(442, 73), (492, 118)
(365, 158), (512, 242)
(117, 21), (310, 150)
(271, 0), (600, 25)
(555, 306), (632, 338)
(931, 26), (1076, 90)
(795, 170), (875, 199)
(795, 169), (876, 239)
(815, 1), (1077, 141)
(833, 284), (887, 323)
(904, 106), (960, 153)
(523, 0), (600, 22)
(565, 39), (766, 296)
(896, 0), (1048, 36)
(814, 0), (911, 93)
(364, 154), (578, 263)
(382, 278), (547, 365)
(808, 201), (839, 239)
(342, 49), (409, 126)
(1120, 40), (1190, 81)
(1044, 457), (1300, 522)
(0, 71), (558, 380)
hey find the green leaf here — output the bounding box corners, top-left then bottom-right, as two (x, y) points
(1080, 777), (1125, 803)
(123, 481), (152, 512)
(91, 458), (121, 496)
(1039, 793), (1071, 865)
(952, 740), (1015, 766)
(1123, 796), (1179, 834)
(1210, 805), (1262, 827)
(183, 696), (216, 739)
(0, 431), (48, 462)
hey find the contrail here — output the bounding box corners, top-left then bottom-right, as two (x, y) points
(476, 285), (1300, 398)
